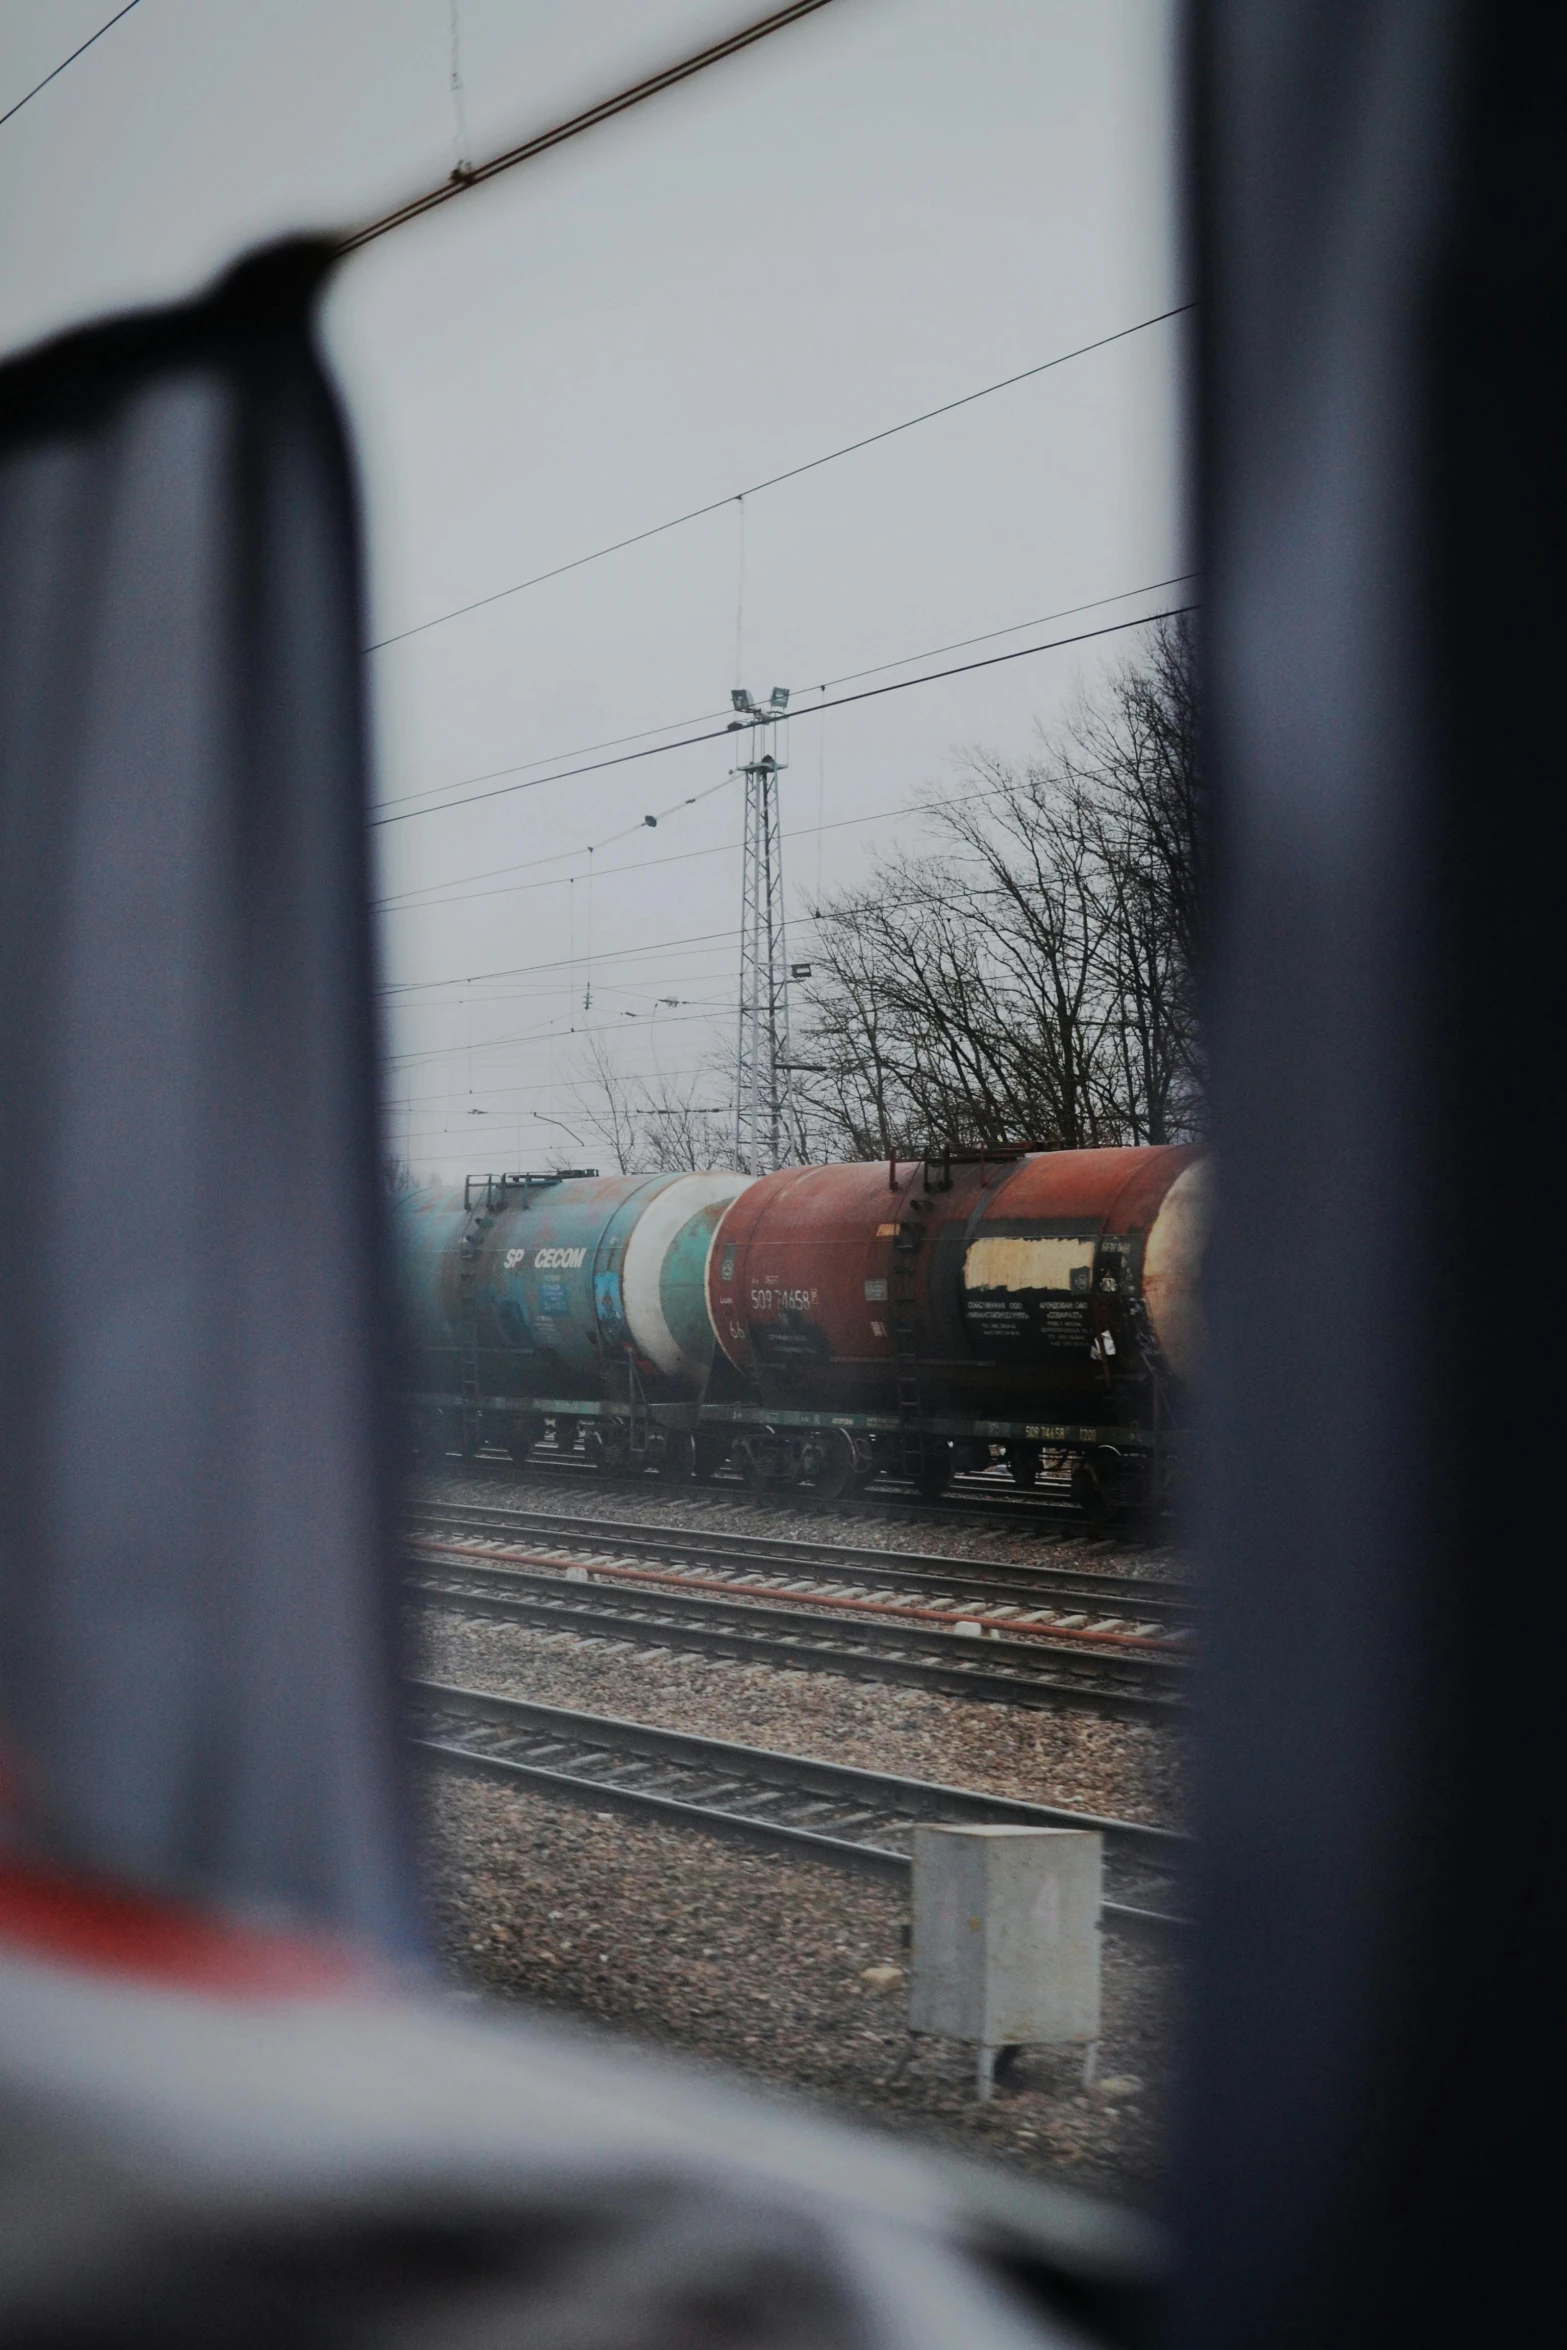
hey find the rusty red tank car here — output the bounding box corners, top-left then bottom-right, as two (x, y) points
(702, 1143), (1209, 1505)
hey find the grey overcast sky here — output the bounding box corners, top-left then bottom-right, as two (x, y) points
(0, 0), (1184, 1177)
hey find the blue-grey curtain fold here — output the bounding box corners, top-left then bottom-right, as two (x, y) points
(0, 246), (417, 1956)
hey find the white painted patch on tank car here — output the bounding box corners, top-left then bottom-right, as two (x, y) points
(1141, 1156), (1214, 1382)
(963, 1235), (1097, 1294)
(621, 1170), (755, 1383)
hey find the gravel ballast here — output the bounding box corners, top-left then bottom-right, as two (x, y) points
(418, 1614), (1185, 1827)
(422, 1769), (1178, 2202)
(412, 1465), (1189, 2202)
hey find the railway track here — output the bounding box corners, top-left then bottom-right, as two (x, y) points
(407, 1522), (1187, 1722)
(407, 1497), (1193, 1630)
(411, 1678), (1188, 1937)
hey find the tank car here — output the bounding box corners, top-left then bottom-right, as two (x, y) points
(701, 1143), (1210, 1506)
(396, 1168), (752, 1475)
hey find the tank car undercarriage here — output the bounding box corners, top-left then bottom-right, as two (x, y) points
(413, 1395), (1163, 1522)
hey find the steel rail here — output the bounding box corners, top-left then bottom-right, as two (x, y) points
(407, 1529), (1183, 1657)
(406, 1496), (1194, 1623)
(408, 1557), (1186, 1723)
(411, 1678), (1187, 1938)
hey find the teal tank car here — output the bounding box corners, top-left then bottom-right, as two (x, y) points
(395, 1168), (752, 1470)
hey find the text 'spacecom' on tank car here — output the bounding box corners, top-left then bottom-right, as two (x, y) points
(395, 1143), (1212, 1515)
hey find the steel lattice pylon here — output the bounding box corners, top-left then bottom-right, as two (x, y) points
(733, 697), (791, 1174)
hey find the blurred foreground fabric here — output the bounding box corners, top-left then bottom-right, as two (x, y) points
(1, 1885), (1136, 2348)
(0, 245), (413, 1952)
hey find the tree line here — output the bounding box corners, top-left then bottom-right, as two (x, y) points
(794, 617), (1202, 1156)
(567, 615), (1203, 1171)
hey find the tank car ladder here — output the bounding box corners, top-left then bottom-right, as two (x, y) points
(890, 1211), (926, 1485)
(456, 1175), (506, 1459)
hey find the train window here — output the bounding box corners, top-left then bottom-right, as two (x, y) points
(318, 0), (1192, 2238)
(21, 7), (1546, 2343)
(0, 12), (1185, 2329)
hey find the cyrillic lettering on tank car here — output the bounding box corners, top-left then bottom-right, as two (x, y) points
(961, 1232), (1098, 1353)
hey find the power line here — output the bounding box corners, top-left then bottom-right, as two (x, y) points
(387, 828), (1197, 1096)
(381, 813), (737, 917)
(374, 703), (729, 815)
(379, 772), (1005, 920)
(369, 601), (1192, 832)
(802, 573), (1196, 695)
(381, 922), (751, 1002)
(387, 1003), (729, 1071)
(339, 1), (841, 256)
(0, 1), (143, 131)
(382, 755), (1187, 1006)
(365, 306), (1192, 654)
(373, 573), (1195, 888)
(371, 716), (734, 830)
(373, 573), (1190, 833)
(388, 848), (1119, 1089)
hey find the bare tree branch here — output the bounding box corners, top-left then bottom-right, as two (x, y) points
(794, 619), (1203, 1157)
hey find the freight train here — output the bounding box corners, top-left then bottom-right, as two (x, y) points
(395, 1142), (1211, 1513)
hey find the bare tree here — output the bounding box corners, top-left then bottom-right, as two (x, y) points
(794, 618), (1203, 1157)
(565, 1032), (733, 1173)
(565, 1033), (644, 1173)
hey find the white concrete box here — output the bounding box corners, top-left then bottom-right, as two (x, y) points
(909, 1824), (1103, 2048)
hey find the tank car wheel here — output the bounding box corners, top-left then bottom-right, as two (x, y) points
(802, 1427), (856, 1501)
(553, 1416), (580, 1454)
(914, 1439), (953, 1500)
(1071, 1447), (1124, 1526)
(657, 1429), (696, 1483)
(692, 1435), (728, 1483)
(735, 1433), (792, 1492)
(507, 1412), (545, 1472)
(1005, 1442), (1041, 1490)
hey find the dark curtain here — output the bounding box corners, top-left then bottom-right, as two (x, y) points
(1174, 7), (1564, 2344)
(0, 246), (417, 1957)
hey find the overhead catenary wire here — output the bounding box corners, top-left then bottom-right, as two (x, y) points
(393, 839), (1161, 1095)
(373, 571), (1192, 828)
(338, 1), (841, 258)
(389, 1003), (731, 1073)
(0, 1), (143, 131)
(378, 769), (1039, 921)
(375, 703), (730, 815)
(371, 601), (1193, 834)
(365, 307), (1193, 655)
(382, 843), (1147, 1014)
(383, 922), (750, 1003)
